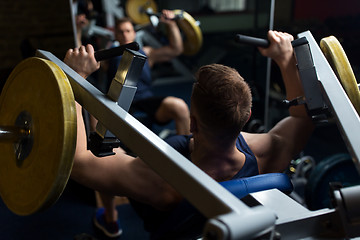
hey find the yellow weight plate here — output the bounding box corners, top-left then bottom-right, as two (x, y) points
(0, 57), (76, 215)
(174, 9), (203, 56)
(126, 0), (158, 25)
(320, 36), (360, 115)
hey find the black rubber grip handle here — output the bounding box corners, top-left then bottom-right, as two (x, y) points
(94, 42), (140, 61)
(142, 7), (184, 20)
(235, 34), (270, 48)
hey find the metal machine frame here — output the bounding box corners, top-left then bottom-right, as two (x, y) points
(249, 30), (360, 239)
(37, 49), (276, 239)
(36, 30), (360, 239)
(296, 31), (360, 171)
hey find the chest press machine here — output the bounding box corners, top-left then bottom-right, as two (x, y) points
(248, 30), (360, 239)
(0, 30), (359, 239)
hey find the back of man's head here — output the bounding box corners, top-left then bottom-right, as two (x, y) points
(191, 64), (252, 140)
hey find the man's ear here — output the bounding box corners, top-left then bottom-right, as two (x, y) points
(190, 115), (197, 133)
(247, 109), (252, 123)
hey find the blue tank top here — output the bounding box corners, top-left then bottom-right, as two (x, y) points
(107, 46), (153, 101)
(165, 133), (259, 178)
(130, 133), (259, 236)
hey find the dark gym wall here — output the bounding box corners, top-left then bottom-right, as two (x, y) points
(294, 0), (360, 22)
(0, 0), (76, 91)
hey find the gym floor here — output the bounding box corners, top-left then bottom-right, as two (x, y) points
(0, 180), (149, 240)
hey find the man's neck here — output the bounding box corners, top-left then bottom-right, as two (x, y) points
(191, 137), (245, 181)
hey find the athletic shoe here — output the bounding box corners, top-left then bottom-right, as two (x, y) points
(93, 207), (122, 238)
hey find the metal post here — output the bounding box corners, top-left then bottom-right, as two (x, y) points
(264, 0), (275, 131)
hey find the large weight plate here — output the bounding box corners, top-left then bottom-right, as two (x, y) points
(125, 0), (203, 56)
(126, 0), (158, 25)
(174, 9), (203, 56)
(320, 36), (360, 115)
(0, 57), (76, 215)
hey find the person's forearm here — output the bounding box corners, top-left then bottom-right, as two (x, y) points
(166, 21), (183, 56)
(278, 55), (309, 118)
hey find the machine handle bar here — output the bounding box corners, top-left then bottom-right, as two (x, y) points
(94, 42), (140, 61)
(235, 34), (270, 48)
